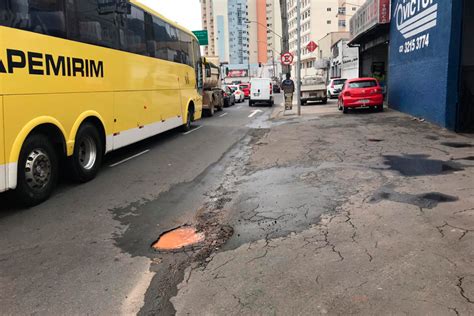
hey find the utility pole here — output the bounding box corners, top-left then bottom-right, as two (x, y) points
(296, 0), (301, 116)
(279, 0), (290, 75)
(272, 50), (276, 79)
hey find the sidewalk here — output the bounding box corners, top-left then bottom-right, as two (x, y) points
(172, 101), (474, 315)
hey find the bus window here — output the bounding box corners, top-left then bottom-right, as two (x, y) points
(119, 5), (146, 56)
(1, 0), (66, 38)
(66, 0), (118, 49)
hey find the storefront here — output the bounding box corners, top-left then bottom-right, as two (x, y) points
(349, 0), (391, 91)
(388, 0), (472, 132)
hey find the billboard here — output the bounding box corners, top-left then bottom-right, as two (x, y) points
(227, 69), (248, 78)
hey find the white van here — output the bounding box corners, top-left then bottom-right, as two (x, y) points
(249, 78), (274, 106)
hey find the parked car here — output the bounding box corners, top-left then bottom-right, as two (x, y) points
(249, 78), (274, 107)
(228, 85), (245, 103)
(239, 83), (251, 99)
(327, 78), (347, 99)
(222, 85), (236, 107)
(338, 78), (384, 113)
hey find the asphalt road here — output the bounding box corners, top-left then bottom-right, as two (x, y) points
(0, 96), (279, 315)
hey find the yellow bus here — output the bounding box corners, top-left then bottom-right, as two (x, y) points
(0, 0), (203, 205)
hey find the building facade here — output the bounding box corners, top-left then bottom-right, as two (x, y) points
(388, 0), (473, 132)
(228, 0), (249, 65)
(337, 0), (366, 31)
(287, 0), (340, 77)
(330, 38), (359, 79)
(213, 0), (230, 63)
(201, 0), (216, 56)
(349, 0), (390, 90)
(201, 0), (283, 79)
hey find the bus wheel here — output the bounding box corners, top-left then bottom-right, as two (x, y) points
(183, 107), (194, 132)
(70, 123), (103, 183)
(16, 134), (58, 206)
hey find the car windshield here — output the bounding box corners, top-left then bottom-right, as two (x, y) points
(333, 79), (346, 85)
(348, 80), (377, 88)
(229, 87), (237, 92)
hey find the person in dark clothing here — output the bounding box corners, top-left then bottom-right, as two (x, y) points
(281, 73), (295, 110)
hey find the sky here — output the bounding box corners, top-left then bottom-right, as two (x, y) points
(137, 0), (203, 32)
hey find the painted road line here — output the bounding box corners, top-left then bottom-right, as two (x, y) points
(236, 105), (242, 109)
(248, 109), (263, 118)
(109, 150), (150, 168)
(219, 112), (228, 117)
(183, 125), (203, 135)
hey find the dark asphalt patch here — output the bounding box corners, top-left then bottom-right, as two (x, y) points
(370, 187), (459, 209)
(383, 154), (464, 176)
(441, 142), (474, 148)
(368, 138), (384, 142)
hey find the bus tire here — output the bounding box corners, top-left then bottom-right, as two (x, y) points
(70, 123), (103, 183)
(183, 107), (194, 132)
(16, 134), (58, 206)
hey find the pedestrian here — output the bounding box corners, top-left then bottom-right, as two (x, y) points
(281, 73), (295, 110)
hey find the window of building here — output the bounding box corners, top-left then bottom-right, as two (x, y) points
(327, 8), (331, 12)
(327, 20), (331, 24)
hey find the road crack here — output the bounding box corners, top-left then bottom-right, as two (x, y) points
(457, 276), (474, 304)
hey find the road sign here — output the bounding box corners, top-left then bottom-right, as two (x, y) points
(192, 30), (209, 46)
(306, 41), (318, 52)
(280, 52), (294, 65)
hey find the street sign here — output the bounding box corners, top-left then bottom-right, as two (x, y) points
(280, 52), (294, 65)
(192, 30), (209, 46)
(306, 41), (318, 52)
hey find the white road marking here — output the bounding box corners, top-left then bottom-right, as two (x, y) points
(219, 112), (228, 117)
(109, 150), (150, 167)
(248, 109), (263, 118)
(182, 125), (203, 135)
(236, 106), (242, 109)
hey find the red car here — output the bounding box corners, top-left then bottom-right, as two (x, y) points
(338, 78), (384, 113)
(239, 83), (251, 99)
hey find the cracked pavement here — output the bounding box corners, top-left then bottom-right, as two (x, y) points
(171, 103), (474, 315)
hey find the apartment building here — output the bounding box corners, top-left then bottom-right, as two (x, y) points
(228, 0), (249, 65)
(287, 0), (339, 76)
(213, 0), (230, 63)
(201, 0), (282, 78)
(337, 0), (366, 31)
(201, 0), (216, 56)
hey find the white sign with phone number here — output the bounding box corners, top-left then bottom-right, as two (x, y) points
(399, 33), (430, 54)
(394, 0), (438, 54)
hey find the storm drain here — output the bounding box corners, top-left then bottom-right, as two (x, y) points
(152, 226), (205, 252)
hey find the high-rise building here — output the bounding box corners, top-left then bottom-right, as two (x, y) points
(337, 0), (365, 31)
(228, 0), (249, 65)
(201, 0), (216, 56)
(287, 0), (339, 76)
(201, 0), (282, 78)
(213, 0), (230, 63)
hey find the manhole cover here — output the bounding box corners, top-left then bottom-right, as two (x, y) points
(153, 226), (205, 252)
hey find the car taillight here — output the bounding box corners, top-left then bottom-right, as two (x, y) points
(270, 83), (272, 93)
(343, 91), (351, 97)
(331, 82), (334, 88)
(371, 88), (383, 94)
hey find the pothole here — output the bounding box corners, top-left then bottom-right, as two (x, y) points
(152, 226), (205, 252)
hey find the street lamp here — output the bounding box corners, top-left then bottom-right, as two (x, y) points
(244, 19), (283, 40)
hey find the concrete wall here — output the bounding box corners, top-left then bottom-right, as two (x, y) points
(388, 0), (463, 130)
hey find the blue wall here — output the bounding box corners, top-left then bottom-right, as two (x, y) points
(388, 0), (463, 129)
